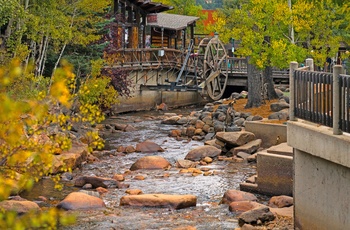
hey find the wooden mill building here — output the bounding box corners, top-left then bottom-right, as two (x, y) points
(113, 0), (199, 50)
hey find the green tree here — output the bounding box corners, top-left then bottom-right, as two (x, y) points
(213, 0), (348, 107)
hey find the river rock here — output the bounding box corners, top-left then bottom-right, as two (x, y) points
(57, 192), (106, 210)
(268, 195), (293, 208)
(120, 194), (197, 210)
(126, 189), (143, 195)
(135, 140), (164, 153)
(52, 141), (89, 174)
(125, 145), (136, 153)
(229, 201), (266, 213)
(130, 156), (171, 171)
(161, 116), (181, 125)
(238, 207), (275, 227)
(176, 159), (196, 169)
(204, 139), (222, 149)
(216, 131), (256, 146)
(270, 101), (290, 112)
(184, 145), (221, 161)
(231, 139), (262, 155)
(268, 108), (289, 120)
(0, 200), (41, 214)
(74, 176), (118, 188)
(221, 190), (257, 204)
(169, 129), (182, 137)
(195, 120), (205, 129)
(112, 123), (137, 132)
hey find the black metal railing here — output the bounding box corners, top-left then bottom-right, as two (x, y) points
(291, 60), (350, 134)
(339, 74), (350, 133)
(294, 70), (333, 127)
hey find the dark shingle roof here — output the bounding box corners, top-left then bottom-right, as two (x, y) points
(147, 13), (199, 30)
(119, 0), (173, 14)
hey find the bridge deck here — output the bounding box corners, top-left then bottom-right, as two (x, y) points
(111, 48), (289, 89)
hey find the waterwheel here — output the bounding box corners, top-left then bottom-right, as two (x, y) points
(197, 37), (228, 100)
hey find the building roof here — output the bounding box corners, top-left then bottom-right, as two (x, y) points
(120, 0), (173, 14)
(147, 13), (199, 30)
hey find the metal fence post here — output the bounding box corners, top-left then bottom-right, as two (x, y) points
(290, 61), (299, 121)
(333, 65), (343, 135)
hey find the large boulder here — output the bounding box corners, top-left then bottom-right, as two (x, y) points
(57, 192), (106, 210)
(130, 156), (171, 171)
(216, 131), (256, 146)
(135, 140), (164, 153)
(0, 200), (41, 214)
(120, 194), (196, 210)
(52, 142), (89, 174)
(184, 145), (221, 161)
(221, 190), (257, 204)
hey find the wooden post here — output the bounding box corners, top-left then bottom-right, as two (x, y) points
(333, 65), (343, 135)
(289, 61), (298, 121)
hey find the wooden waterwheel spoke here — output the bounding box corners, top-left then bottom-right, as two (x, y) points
(197, 37), (228, 100)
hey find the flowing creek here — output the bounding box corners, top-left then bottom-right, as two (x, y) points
(22, 107), (268, 230)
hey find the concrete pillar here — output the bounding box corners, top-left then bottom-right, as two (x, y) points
(289, 62), (298, 121)
(305, 58), (314, 71)
(333, 65), (343, 135)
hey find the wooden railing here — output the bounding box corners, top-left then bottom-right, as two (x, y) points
(290, 59), (350, 134)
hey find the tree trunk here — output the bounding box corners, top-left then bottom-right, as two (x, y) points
(245, 57), (262, 109)
(263, 66), (279, 100)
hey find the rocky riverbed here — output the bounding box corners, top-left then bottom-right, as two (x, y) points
(13, 93), (294, 230)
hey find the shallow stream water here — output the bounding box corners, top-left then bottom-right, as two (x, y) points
(22, 107), (265, 230)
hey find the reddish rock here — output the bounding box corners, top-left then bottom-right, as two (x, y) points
(186, 126), (196, 137)
(185, 145), (221, 161)
(57, 192), (105, 210)
(125, 145), (136, 153)
(130, 156), (171, 171)
(169, 129), (182, 137)
(120, 194), (197, 209)
(0, 200), (41, 214)
(117, 146), (126, 152)
(135, 140), (164, 153)
(113, 174), (125, 181)
(96, 187), (109, 195)
(221, 190), (257, 204)
(229, 201), (266, 213)
(156, 103), (168, 111)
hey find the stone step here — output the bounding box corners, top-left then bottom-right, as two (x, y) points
(266, 142), (293, 156)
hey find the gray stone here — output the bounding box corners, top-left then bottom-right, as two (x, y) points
(238, 207), (275, 227)
(216, 131), (256, 146)
(185, 145), (221, 161)
(232, 139), (262, 155)
(270, 102), (290, 112)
